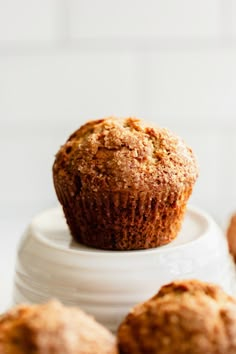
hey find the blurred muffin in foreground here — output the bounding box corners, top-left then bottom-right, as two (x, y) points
(0, 300), (117, 354)
(118, 279), (236, 354)
(53, 117), (198, 250)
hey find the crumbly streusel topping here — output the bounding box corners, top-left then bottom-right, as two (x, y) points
(0, 300), (117, 354)
(118, 280), (236, 354)
(53, 117), (198, 192)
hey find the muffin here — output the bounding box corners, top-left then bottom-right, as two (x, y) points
(0, 300), (117, 354)
(227, 213), (236, 261)
(118, 279), (236, 354)
(53, 117), (198, 250)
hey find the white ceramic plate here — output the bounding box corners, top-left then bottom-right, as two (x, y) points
(13, 205), (236, 332)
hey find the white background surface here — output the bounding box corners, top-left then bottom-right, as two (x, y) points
(1, 0), (236, 312)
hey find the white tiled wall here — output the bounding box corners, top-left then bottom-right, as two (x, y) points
(1, 0), (236, 227)
(0, 0), (66, 41)
(69, 0), (221, 38)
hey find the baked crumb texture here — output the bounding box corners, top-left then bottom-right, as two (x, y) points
(0, 300), (117, 354)
(53, 117), (198, 250)
(227, 213), (236, 261)
(118, 279), (236, 354)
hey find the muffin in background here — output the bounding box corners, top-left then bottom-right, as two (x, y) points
(227, 213), (236, 261)
(118, 279), (236, 354)
(0, 300), (117, 354)
(53, 117), (198, 250)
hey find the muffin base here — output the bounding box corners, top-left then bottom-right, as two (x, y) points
(54, 184), (192, 250)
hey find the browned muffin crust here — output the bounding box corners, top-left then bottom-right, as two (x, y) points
(53, 117), (198, 250)
(54, 117), (197, 192)
(0, 300), (117, 354)
(118, 279), (236, 354)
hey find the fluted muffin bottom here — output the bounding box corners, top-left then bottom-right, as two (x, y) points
(55, 185), (192, 250)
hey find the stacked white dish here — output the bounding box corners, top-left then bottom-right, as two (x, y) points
(13, 205), (236, 332)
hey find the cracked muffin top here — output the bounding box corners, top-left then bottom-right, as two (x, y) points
(53, 117), (198, 192)
(0, 300), (118, 354)
(118, 279), (236, 354)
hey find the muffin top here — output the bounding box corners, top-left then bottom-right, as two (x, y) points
(0, 300), (117, 354)
(118, 279), (236, 354)
(53, 117), (198, 192)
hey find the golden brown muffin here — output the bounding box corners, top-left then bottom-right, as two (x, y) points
(227, 213), (236, 261)
(0, 300), (117, 354)
(53, 117), (198, 250)
(118, 279), (236, 354)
